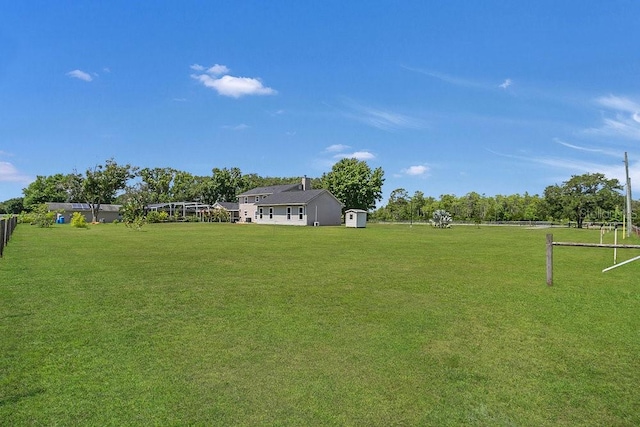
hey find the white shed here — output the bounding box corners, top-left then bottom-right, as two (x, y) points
(345, 209), (367, 228)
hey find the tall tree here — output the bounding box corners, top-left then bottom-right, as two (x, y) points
(22, 174), (69, 208)
(320, 158), (384, 212)
(170, 171), (197, 201)
(138, 167), (177, 203)
(211, 167), (245, 202)
(3, 197), (24, 214)
(81, 159), (137, 222)
(544, 173), (624, 228)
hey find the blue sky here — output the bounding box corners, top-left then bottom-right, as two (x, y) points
(1, 1), (639, 205)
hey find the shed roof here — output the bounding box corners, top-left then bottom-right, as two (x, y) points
(47, 202), (122, 212)
(345, 209), (368, 213)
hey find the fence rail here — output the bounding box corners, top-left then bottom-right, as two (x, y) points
(0, 216), (18, 258)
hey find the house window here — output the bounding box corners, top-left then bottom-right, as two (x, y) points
(244, 211), (247, 217)
(287, 207), (291, 220)
(298, 207), (304, 220)
(254, 210), (258, 219)
(244, 197), (248, 203)
(255, 196), (259, 202)
(269, 208), (273, 219)
(349, 213), (353, 220)
(259, 208), (263, 219)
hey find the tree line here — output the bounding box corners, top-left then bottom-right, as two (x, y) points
(0, 158), (385, 222)
(1, 158), (635, 228)
(372, 173), (638, 227)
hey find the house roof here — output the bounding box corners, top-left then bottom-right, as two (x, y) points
(237, 183), (302, 197)
(256, 189), (341, 206)
(46, 202), (122, 212)
(345, 209), (368, 213)
(213, 202), (239, 211)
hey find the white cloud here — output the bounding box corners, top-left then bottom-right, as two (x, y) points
(403, 165), (430, 176)
(192, 73), (276, 98)
(499, 79), (512, 89)
(207, 64), (230, 75)
(66, 69), (93, 82)
(334, 151), (375, 161)
(0, 161), (32, 183)
(190, 64), (205, 71)
(325, 144), (350, 153)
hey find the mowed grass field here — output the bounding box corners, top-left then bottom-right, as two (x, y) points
(1, 222), (639, 426)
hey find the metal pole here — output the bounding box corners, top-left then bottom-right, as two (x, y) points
(625, 152), (632, 238)
(546, 234), (553, 286)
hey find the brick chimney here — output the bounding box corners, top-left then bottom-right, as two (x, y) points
(302, 175), (311, 191)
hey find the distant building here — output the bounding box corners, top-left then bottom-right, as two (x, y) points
(237, 177), (343, 226)
(46, 202), (122, 223)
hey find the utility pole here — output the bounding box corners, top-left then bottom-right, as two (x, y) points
(624, 152), (633, 238)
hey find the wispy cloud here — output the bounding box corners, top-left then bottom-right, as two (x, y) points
(342, 100), (426, 131)
(0, 161), (32, 183)
(499, 79), (512, 89)
(325, 144), (350, 153)
(191, 64), (276, 98)
(66, 69), (93, 82)
(402, 66), (485, 89)
(486, 148), (640, 186)
(403, 65), (514, 93)
(222, 123), (249, 131)
(585, 95), (640, 140)
(596, 95), (640, 113)
(553, 138), (620, 157)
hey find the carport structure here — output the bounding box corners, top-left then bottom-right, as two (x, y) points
(147, 202), (211, 219)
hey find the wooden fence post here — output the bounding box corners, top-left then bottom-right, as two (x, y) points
(546, 233), (553, 286)
(0, 219), (5, 258)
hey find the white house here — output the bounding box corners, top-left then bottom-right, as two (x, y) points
(237, 177), (343, 226)
(345, 209), (367, 228)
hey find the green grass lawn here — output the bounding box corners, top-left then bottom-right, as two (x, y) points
(1, 222), (639, 426)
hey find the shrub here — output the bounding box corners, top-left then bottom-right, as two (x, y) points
(32, 204), (56, 228)
(18, 211), (36, 224)
(125, 215), (146, 231)
(70, 212), (88, 228)
(146, 210), (169, 223)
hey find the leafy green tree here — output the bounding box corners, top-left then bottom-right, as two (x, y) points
(119, 183), (149, 228)
(170, 171), (197, 201)
(81, 159), (137, 223)
(544, 173), (624, 228)
(22, 174), (69, 208)
(387, 188), (410, 220)
(211, 167), (244, 202)
(320, 158), (384, 212)
(3, 197), (24, 214)
(138, 167), (177, 203)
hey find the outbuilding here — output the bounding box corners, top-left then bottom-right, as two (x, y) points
(345, 209), (367, 228)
